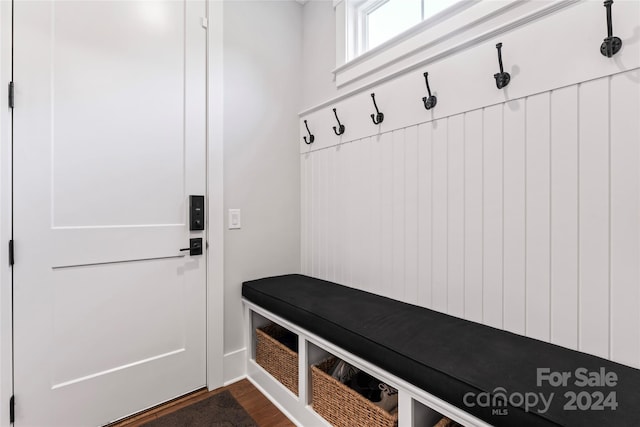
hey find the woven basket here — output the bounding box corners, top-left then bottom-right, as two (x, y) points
(255, 324), (298, 395)
(311, 357), (398, 427)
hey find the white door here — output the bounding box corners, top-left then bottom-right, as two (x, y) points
(12, 1), (207, 426)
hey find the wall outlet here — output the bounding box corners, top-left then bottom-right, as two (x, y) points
(228, 209), (241, 229)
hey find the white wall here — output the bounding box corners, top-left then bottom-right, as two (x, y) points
(223, 0), (302, 382)
(300, 1), (640, 369)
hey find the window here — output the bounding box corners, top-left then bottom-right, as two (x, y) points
(347, 0), (460, 60)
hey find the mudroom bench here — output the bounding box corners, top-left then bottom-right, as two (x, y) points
(242, 274), (640, 427)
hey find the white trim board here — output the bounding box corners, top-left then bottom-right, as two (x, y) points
(223, 348), (246, 386)
(206, 0), (226, 391)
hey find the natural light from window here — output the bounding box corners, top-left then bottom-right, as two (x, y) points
(367, 1), (422, 50)
(350, 0), (460, 59)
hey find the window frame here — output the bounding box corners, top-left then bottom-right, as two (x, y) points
(332, 0), (577, 91)
(346, 0), (459, 62)
(334, 0), (544, 89)
(349, 0), (394, 59)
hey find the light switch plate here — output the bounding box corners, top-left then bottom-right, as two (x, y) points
(228, 209), (241, 229)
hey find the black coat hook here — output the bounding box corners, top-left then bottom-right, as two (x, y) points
(332, 108), (345, 135)
(600, 0), (622, 57)
(493, 43), (511, 89)
(303, 120), (314, 144)
(370, 93), (384, 125)
(422, 72), (437, 110)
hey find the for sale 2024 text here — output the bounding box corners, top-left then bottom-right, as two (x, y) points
(537, 367), (618, 411)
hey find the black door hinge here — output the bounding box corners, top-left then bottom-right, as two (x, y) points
(8, 82), (14, 109)
(9, 395), (14, 423)
(8, 240), (14, 266)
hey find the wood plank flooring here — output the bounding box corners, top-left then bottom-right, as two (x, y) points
(109, 379), (295, 427)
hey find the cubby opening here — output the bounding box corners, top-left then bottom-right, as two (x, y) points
(414, 399), (465, 427)
(251, 312), (299, 396)
(304, 342), (332, 406)
(249, 311), (272, 360)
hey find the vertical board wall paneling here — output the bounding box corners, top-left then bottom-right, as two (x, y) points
(447, 115), (465, 318)
(482, 104), (504, 329)
(313, 147), (322, 279)
(301, 152), (310, 275)
(319, 147), (329, 280)
(370, 135), (383, 297)
(357, 137), (373, 293)
(432, 119), (449, 313)
(578, 78), (610, 359)
(405, 127), (419, 304)
(525, 92), (551, 342)
(333, 144), (345, 285)
(343, 140), (356, 288)
(349, 140), (359, 288)
(550, 85), (579, 350)
(380, 131), (394, 299)
(327, 145), (336, 283)
(502, 98), (526, 335)
(301, 71), (640, 369)
(311, 149), (319, 278)
(366, 137), (378, 294)
(609, 69), (640, 367)
(392, 129), (406, 302)
(417, 123), (433, 308)
(463, 110), (484, 323)
(344, 141), (354, 287)
(341, 141), (352, 286)
(318, 148), (326, 280)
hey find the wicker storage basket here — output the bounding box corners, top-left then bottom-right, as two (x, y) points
(255, 324), (298, 395)
(311, 357), (398, 427)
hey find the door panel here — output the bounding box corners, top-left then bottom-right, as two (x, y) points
(50, 2), (186, 228)
(51, 259), (187, 387)
(13, 1), (207, 426)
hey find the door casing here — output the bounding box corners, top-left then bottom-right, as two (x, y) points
(0, 1), (15, 426)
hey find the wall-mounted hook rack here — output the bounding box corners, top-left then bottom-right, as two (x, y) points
(303, 120), (314, 144)
(422, 72), (437, 110)
(370, 93), (384, 125)
(600, 0), (622, 57)
(493, 43), (511, 90)
(332, 108), (345, 135)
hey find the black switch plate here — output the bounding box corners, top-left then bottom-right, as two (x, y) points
(190, 195), (205, 230)
(189, 238), (203, 256)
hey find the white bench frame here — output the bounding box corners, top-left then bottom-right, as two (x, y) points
(243, 299), (492, 427)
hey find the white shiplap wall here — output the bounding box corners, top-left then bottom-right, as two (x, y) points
(300, 1), (640, 369)
(302, 71), (640, 369)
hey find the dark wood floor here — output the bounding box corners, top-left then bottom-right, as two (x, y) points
(110, 379), (295, 427)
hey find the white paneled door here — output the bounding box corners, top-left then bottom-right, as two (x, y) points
(13, 1), (207, 426)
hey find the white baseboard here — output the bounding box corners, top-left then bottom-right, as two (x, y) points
(223, 348), (246, 386)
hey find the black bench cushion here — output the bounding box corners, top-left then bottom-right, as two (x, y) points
(243, 274), (640, 427)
